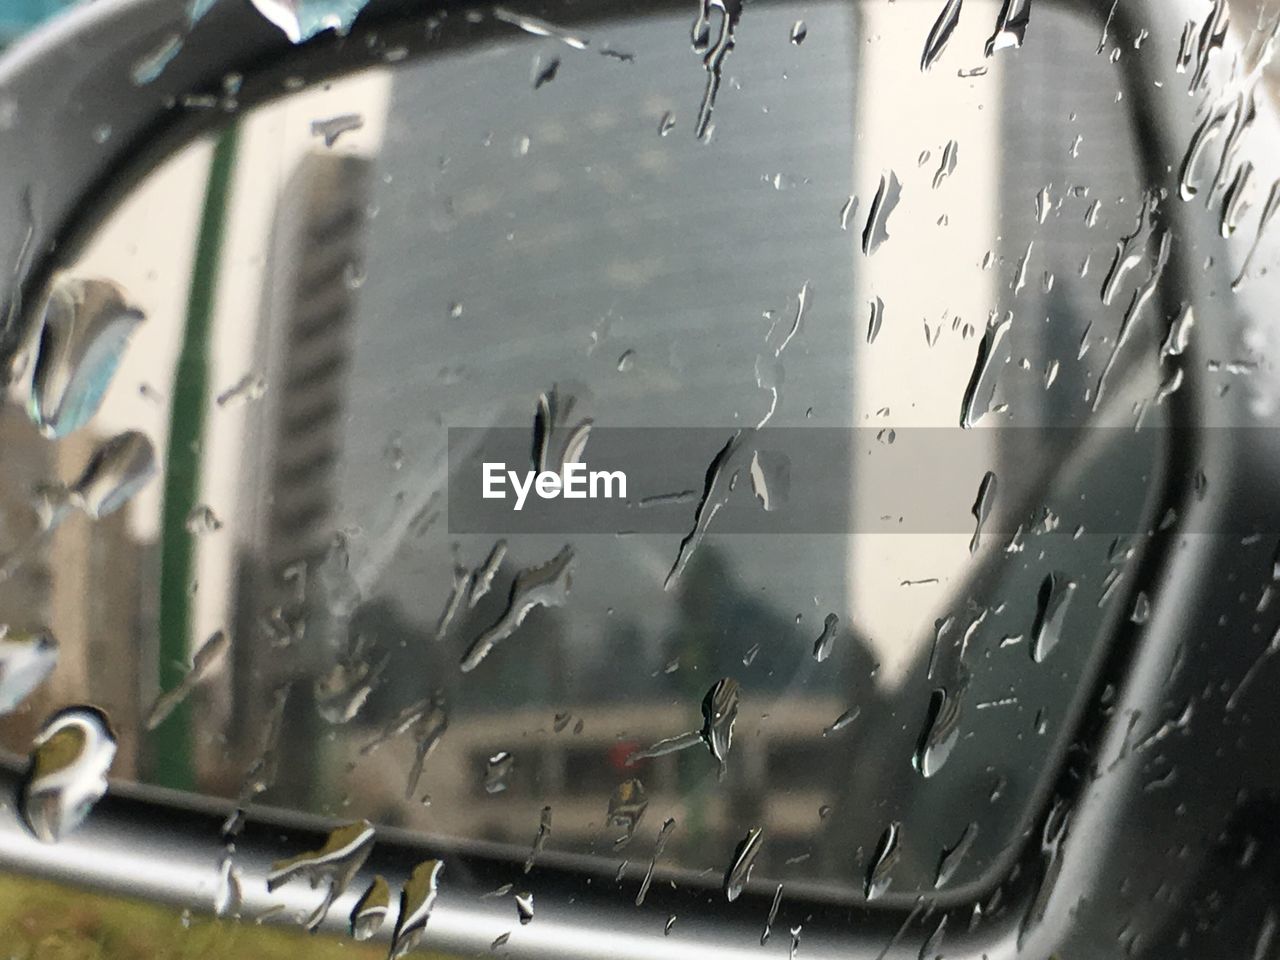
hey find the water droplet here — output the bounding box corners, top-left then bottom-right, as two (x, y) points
(1155, 367), (1184, 405)
(984, 0), (1032, 56)
(934, 821), (978, 888)
(635, 818), (676, 905)
(970, 471), (997, 554)
(1094, 230), (1171, 410)
(266, 821), (376, 931)
(724, 827), (763, 901)
(1018, 796), (1071, 947)
(21, 705), (117, 843)
(1044, 359), (1060, 389)
(862, 171), (902, 256)
(867, 297), (885, 344)
(461, 545), (574, 672)
(1179, 109), (1228, 204)
(435, 563), (470, 641)
(532, 55), (561, 89)
(389, 859), (444, 960)
(865, 821), (901, 900)
(314, 633), (383, 725)
(921, 0), (963, 71)
(1127, 590), (1152, 625)
(1221, 161), (1253, 238)
(812, 613), (839, 663)
(914, 679), (966, 777)
(701, 677), (740, 778)
(214, 854), (243, 918)
(524, 805), (552, 872)
(1030, 572), (1077, 663)
(761, 883), (783, 945)
(692, 0), (743, 142)
(215, 372), (266, 408)
(1185, 0), (1229, 92)
(748, 449), (790, 511)
(493, 6), (589, 48)
(131, 33), (183, 84)
(607, 778), (649, 847)
(317, 533), (362, 619)
(789, 20), (807, 44)
(515, 891), (534, 924)
(404, 693), (449, 799)
(342, 260), (367, 290)
(145, 629), (230, 730)
(468, 540), (508, 609)
(27, 278), (143, 439)
(1161, 304), (1195, 360)
(184, 503), (223, 535)
(840, 195), (858, 230)
(932, 140), (959, 189)
(311, 113), (364, 147)
(626, 677), (739, 773)
(1234, 180), (1280, 289)
(1012, 240), (1034, 295)
(249, 0), (373, 44)
(920, 916), (947, 960)
(350, 875), (390, 940)
(959, 314), (1012, 428)
(825, 707), (860, 735)
(67, 431), (157, 521)
(234, 683), (289, 807)
(1035, 185), (1052, 224)
(664, 433), (743, 588)
(0, 628), (58, 715)
(485, 751), (515, 793)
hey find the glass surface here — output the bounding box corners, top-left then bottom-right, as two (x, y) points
(0, 0), (1218, 922)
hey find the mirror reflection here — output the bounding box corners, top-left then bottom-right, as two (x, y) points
(0, 0), (1161, 905)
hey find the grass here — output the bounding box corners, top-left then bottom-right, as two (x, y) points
(0, 873), (416, 960)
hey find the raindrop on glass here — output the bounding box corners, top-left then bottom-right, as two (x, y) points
(0, 628), (58, 715)
(723, 827), (763, 901)
(485, 750), (515, 793)
(266, 820), (376, 931)
(350, 875), (390, 941)
(1030, 572), (1077, 663)
(184, 504), (223, 535)
(864, 821), (901, 900)
(607, 778), (649, 847)
(515, 891), (534, 924)
(389, 859), (444, 960)
(21, 705), (117, 843)
(28, 277), (143, 439)
(812, 613), (839, 663)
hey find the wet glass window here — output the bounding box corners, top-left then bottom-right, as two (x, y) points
(3, 0), (1280, 952)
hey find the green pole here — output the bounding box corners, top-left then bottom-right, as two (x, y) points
(151, 127), (239, 791)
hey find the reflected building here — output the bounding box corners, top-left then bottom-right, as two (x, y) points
(227, 150), (373, 795)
